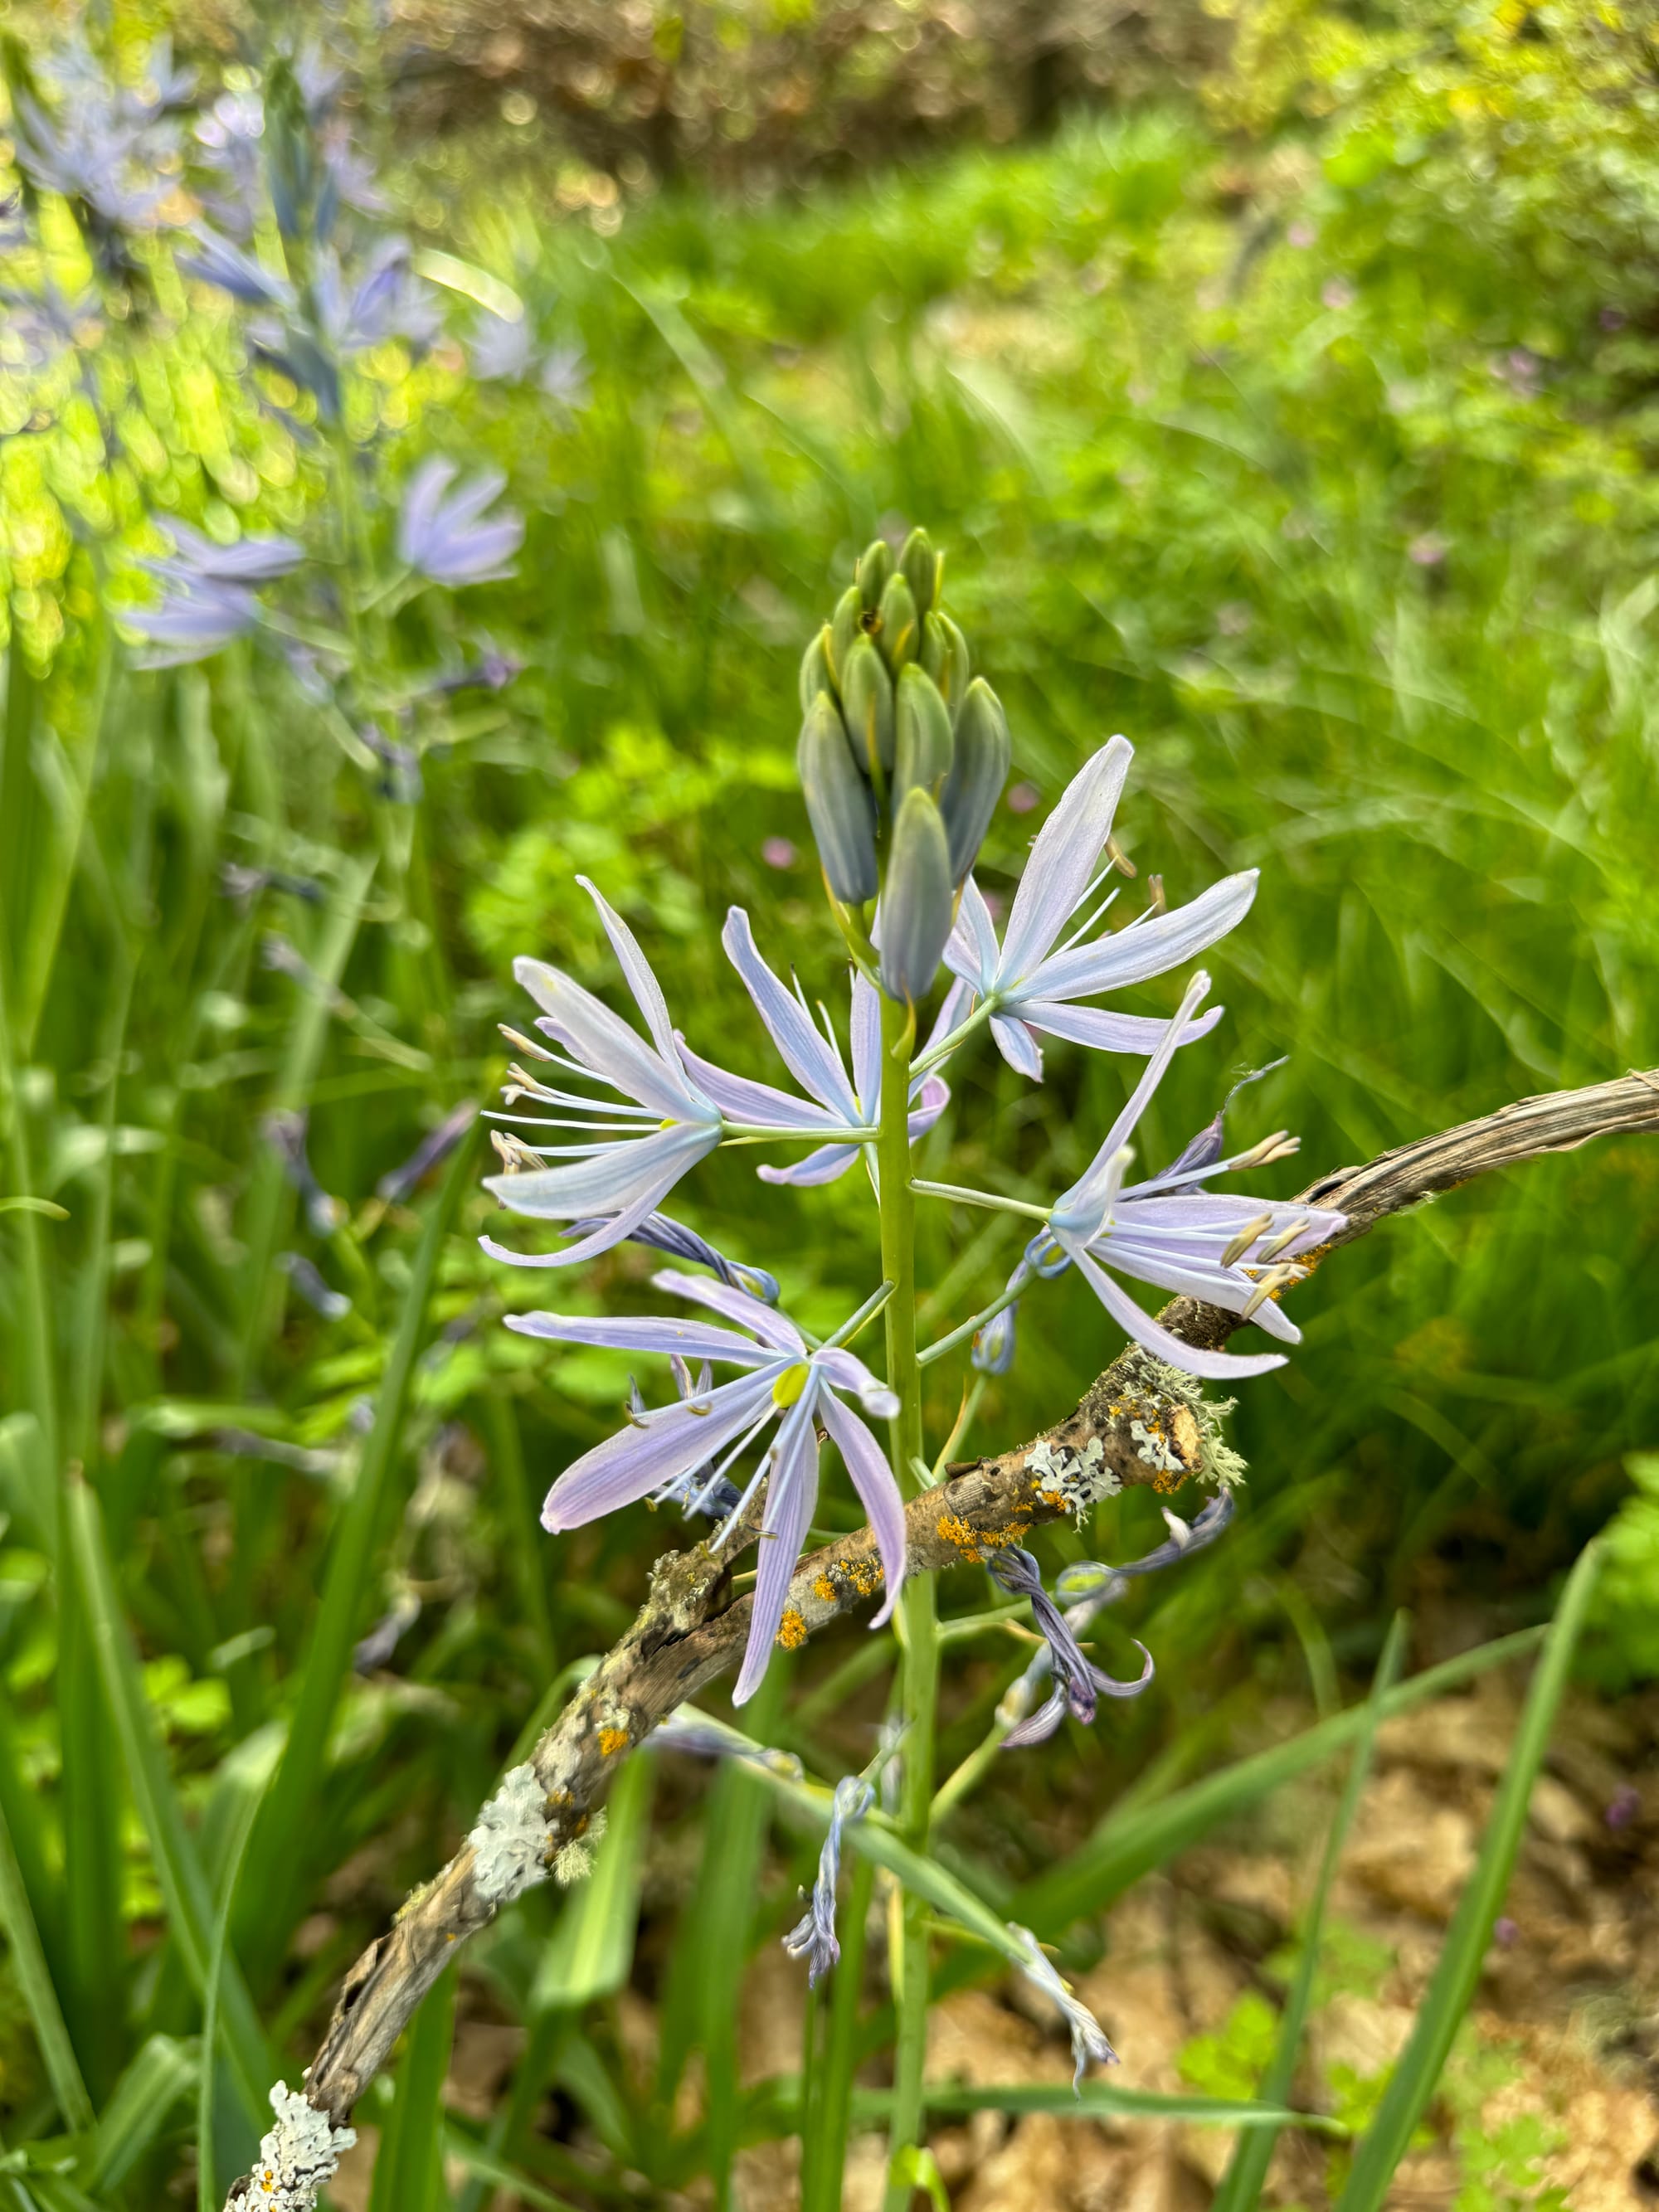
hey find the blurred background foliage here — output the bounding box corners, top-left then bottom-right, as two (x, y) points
(1, 0), (1657, 2202)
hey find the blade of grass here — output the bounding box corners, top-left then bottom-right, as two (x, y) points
(1335, 1542), (1603, 2212)
(0, 1775), (91, 2134)
(86, 2035), (195, 2193)
(236, 1116), (476, 1979)
(1211, 1611), (1410, 2212)
(197, 1759), (273, 2212)
(367, 1966), (456, 2212)
(1014, 1624), (1547, 1933)
(63, 1476), (270, 2125)
(860, 2082), (1348, 2127)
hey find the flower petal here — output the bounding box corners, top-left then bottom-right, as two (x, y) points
(1090, 1237), (1303, 1342)
(813, 1345), (900, 1421)
(997, 738), (1133, 984)
(722, 908), (859, 1121)
(513, 957), (698, 1121)
(577, 876), (684, 1072)
(1051, 975), (1210, 1231)
(649, 1267), (807, 1354)
(733, 1396), (820, 1704)
(541, 1373), (776, 1529)
(1023, 871), (1258, 1004)
(486, 1122), (716, 1224)
(757, 1143), (863, 1186)
(945, 874), (1001, 989)
(674, 1038), (839, 1132)
(906, 1072), (950, 1144)
(1065, 1242), (1287, 1379)
(505, 1310), (776, 1366)
(1014, 999), (1224, 1057)
(850, 970), (882, 1119)
(990, 1013), (1044, 1082)
(820, 1395), (906, 1627)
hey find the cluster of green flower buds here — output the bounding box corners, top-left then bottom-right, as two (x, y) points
(797, 528), (1011, 1002)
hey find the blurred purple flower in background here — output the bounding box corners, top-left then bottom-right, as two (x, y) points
(398, 459), (524, 585)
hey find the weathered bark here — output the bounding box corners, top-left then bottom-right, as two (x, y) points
(226, 1064), (1659, 2188)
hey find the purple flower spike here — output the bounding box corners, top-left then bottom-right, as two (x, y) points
(944, 738), (1255, 1081)
(784, 1773), (874, 1986)
(1036, 971), (1346, 1382)
(397, 458), (524, 586)
(990, 1548), (1154, 1748)
(507, 1271), (906, 1703)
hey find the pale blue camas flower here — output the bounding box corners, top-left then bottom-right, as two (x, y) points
(124, 518), (306, 666)
(398, 459), (524, 586)
(483, 882), (918, 1269)
(1034, 970), (1347, 1381)
(938, 737), (1255, 1082)
(507, 1271), (906, 1703)
(673, 908), (961, 1190)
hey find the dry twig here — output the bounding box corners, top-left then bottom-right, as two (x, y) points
(225, 1066), (1659, 2195)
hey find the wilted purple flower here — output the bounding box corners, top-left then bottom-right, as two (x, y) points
(354, 1588), (421, 1675)
(278, 1251), (350, 1320)
(260, 933), (353, 1016)
(377, 1101), (477, 1204)
(508, 1271), (905, 1703)
(559, 1210), (780, 1305)
(359, 725), (423, 806)
(990, 1548), (1153, 1748)
(673, 908), (956, 1191)
(397, 459), (524, 586)
(971, 1259), (1030, 1375)
(261, 1109), (345, 1236)
(1034, 971), (1346, 1381)
(1011, 1926), (1117, 2087)
(426, 649), (523, 696)
(1053, 1489), (1236, 1604)
(941, 740), (1250, 1081)
(1000, 1495), (1234, 1744)
(784, 1773), (874, 1986)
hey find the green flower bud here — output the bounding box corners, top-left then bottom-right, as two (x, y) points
(841, 634), (895, 780)
(899, 527), (942, 620)
(800, 626), (835, 713)
(921, 611), (971, 717)
(879, 788), (954, 1004)
(893, 664), (954, 805)
(827, 585), (863, 691)
(856, 537), (894, 611)
(799, 694), (878, 904)
(940, 677), (1010, 883)
(877, 571), (919, 677)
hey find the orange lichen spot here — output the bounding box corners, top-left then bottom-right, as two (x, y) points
(847, 1558), (884, 1597)
(936, 1511), (984, 1563)
(1037, 1488), (1063, 1510)
(597, 1727), (628, 1757)
(813, 1573), (837, 1603)
(776, 1607), (807, 1650)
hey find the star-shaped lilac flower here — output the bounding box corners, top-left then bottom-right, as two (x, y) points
(509, 1271), (906, 1702)
(941, 737), (1255, 1080)
(1036, 971), (1347, 1379)
(673, 908), (959, 1189)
